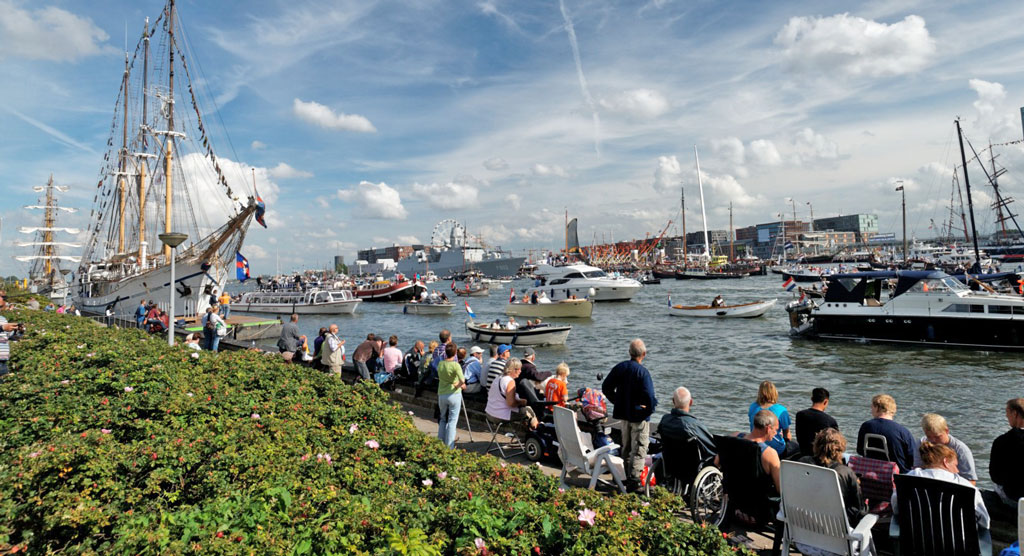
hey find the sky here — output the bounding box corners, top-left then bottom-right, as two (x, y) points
(3, 0), (1024, 277)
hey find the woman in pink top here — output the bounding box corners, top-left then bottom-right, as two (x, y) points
(382, 335), (404, 374)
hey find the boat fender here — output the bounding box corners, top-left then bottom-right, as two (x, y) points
(588, 288), (596, 297)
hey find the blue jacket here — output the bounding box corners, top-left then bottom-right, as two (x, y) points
(602, 359), (657, 422)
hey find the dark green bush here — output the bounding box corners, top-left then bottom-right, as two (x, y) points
(0, 310), (745, 555)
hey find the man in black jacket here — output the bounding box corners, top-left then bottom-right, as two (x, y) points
(603, 339), (658, 490)
(989, 398), (1024, 513)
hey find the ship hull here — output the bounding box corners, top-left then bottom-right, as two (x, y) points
(74, 259), (225, 319)
(396, 251), (525, 279)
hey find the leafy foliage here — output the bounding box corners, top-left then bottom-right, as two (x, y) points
(0, 310), (745, 555)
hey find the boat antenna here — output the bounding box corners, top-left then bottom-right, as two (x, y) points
(955, 118), (983, 273)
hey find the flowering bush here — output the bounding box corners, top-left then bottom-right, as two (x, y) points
(0, 310), (746, 555)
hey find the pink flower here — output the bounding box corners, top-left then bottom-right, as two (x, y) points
(301, 454), (310, 461)
(631, 510), (639, 516)
(364, 440), (379, 449)
(251, 413), (260, 420)
(422, 478), (433, 487)
(474, 538), (488, 554)
(28, 451), (40, 458)
(437, 471), (447, 480)
(349, 423), (358, 434)
(641, 502), (650, 507)
(100, 429), (112, 434)
(60, 380), (70, 385)
(124, 386), (134, 392)
(578, 508), (596, 528)
(324, 453), (332, 464)
(558, 487), (565, 493)
(500, 462), (507, 468)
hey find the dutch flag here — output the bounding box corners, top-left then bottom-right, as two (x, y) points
(782, 277), (796, 291)
(784, 240), (794, 250)
(464, 302), (476, 319)
(509, 289), (516, 303)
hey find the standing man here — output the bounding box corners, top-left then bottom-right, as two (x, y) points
(989, 398), (1024, 513)
(218, 291), (231, 319)
(277, 314), (304, 363)
(602, 338), (658, 491)
(416, 329), (451, 396)
(351, 333), (378, 381)
(795, 387), (839, 458)
(320, 324), (345, 375)
(135, 300), (148, 328)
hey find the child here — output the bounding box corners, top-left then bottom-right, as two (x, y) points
(545, 362), (570, 407)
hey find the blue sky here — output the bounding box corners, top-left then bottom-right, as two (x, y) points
(4, 0), (1024, 276)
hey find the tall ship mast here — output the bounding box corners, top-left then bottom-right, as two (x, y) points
(74, 0), (262, 317)
(14, 175), (81, 299)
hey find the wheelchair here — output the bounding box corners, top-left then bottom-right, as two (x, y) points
(644, 433), (723, 525)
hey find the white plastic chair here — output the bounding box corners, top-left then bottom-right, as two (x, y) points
(1018, 497), (1023, 547)
(778, 461), (879, 556)
(552, 406), (627, 493)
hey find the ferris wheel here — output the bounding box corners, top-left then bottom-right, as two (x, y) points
(431, 219), (466, 249)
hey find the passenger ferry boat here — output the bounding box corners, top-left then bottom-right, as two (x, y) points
(786, 270), (1024, 350)
(532, 263), (642, 302)
(234, 289), (361, 315)
(352, 275), (424, 302)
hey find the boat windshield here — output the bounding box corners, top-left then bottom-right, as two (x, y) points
(583, 270), (606, 278)
(905, 277), (968, 294)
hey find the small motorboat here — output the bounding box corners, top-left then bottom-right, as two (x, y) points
(402, 300), (455, 315)
(781, 268), (826, 283)
(453, 280), (490, 297)
(505, 298), (593, 318)
(465, 320), (572, 346)
(669, 298), (776, 318)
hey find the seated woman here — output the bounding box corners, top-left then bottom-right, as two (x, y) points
(798, 428), (866, 526)
(485, 359), (539, 429)
(747, 380), (799, 459)
(892, 442), (990, 552)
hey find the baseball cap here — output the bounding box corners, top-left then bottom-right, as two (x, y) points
(497, 344), (512, 355)
(469, 345), (484, 355)
(523, 347), (536, 358)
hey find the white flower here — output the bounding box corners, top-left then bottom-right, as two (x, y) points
(422, 478), (433, 487)
(251, 413), (260, 420)
(124, 386), (134, 392)
(349, 423), (358, 434)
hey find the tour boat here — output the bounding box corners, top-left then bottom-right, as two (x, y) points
(786, 270), (1024, 350)
(453, 280), (489, 297)
(353, 276), (424, 302)
(465, 320), (572, 346)
(402, 299), (455, 315)
(504, 298), (593, 319)
(532, 263), (641, 302)
(234, 289), (360, 315)
(669, 298), (776, 318)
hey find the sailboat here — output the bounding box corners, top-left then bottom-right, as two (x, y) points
(74, 0), (262, 317)
(14, 176), (81, 299)
(675, 147), (745, 280)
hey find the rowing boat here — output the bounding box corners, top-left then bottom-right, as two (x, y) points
(669, 299), (776, 318)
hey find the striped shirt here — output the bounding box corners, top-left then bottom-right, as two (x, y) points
(0, 317), (9, 362)
(486, 357), (508, 390)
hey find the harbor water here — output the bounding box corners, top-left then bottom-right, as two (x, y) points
(238, 275), (1023, 489)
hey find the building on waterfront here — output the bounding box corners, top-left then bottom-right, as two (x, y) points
(733, 220), (810, 259)
(357, 245), (421, 265)
(811, 214), (878, 242)
(334, 255), (346, 273)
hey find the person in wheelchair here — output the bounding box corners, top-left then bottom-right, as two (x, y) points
(658, 386), (716, 460)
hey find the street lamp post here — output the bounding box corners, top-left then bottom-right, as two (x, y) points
(895, 181), (907, 264)
(158, 232), (188, 346)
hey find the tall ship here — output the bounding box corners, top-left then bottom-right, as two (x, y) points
(395, 219), (525, 279)
(14, 176), (81, 299)
(74, 0), (261, 318)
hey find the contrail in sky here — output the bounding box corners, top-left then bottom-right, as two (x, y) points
(5, 107), (95, 154)
(559, 0), (601, 155)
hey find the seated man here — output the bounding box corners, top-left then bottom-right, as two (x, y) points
(989, 397), (1024, 511)
(913, 413), (977, 484)
(718, 409), (781, 494)
(795, 387), (839, 458)
(462, 346), (485, 395)
(710, 295), (725, 308)
(658, 386), (716, 460)
(857, 393), (917, 473)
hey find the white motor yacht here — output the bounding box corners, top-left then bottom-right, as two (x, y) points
(532, 263), (642, 302)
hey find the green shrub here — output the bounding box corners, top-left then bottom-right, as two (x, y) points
(0, 310), (746, 555)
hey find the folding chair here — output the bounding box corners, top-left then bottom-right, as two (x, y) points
(484, 413), (525, 458)
(848, 455), (898, 515)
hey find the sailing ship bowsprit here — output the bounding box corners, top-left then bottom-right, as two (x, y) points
(15, 175), (82, 299)
(74, 0), (262, 318)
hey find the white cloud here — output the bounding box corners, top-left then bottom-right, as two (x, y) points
(505, 193), (521, 210)
(700, 172), (763, 208)
(483, 157), (509, 171)
(599, 88), (669, 119)
(531, 163), (568, 178)
(336, 181), (407, 219)
(245, 244), (269, 259)
(251, 140), (266, 150)
(293, 98), (377, 133)
(0, 1), (116, 62)
(775, 14), (935, 78)
(412, 181), (480, 209)
(710, 137), (745, 165)
(748, 139), (782, 166)
(791, 128), (839, 164)
(176, 154), (282, 235)
(652, 155), (681, 192)
(397, 235), (421, 245)
(267, 162), (313, 179)
(967, 79), (1018, 139)
(315, 196), (329, 208)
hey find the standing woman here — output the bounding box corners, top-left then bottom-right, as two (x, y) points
(436, 342), (466, 448)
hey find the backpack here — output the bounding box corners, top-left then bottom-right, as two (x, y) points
(577, 387), (608, 421)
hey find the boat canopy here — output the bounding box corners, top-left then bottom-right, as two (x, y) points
(823, 270), (967, 302)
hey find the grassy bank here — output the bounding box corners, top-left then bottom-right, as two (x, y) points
(0, 309), (744, 555)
